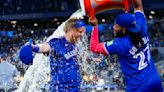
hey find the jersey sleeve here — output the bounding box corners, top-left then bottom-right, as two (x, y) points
(134, 10), (147, 26)
(48, 38), (60, 52)
(104, 39), (120, 54)
(48, 38), (58, 47)
(134, 10), (148, 37)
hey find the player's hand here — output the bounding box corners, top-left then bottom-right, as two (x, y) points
(88, 17), (98, 26)
(24, 39), (36, 50)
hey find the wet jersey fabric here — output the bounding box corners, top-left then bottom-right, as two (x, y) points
(104, 11), (163, 92)
(48, 37), (81, 92)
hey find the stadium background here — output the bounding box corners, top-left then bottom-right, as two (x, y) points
(0, 0), (164, 92)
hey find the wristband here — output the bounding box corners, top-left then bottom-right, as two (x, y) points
(33, 45), (40, 52)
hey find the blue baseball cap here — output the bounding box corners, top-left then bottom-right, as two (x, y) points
(115, 13), (141, 33)
(19, 44), (33, 65)
(19, 38), (33, 65)
(74, 20), (85, 28)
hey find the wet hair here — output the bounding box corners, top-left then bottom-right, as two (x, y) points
(64, 18), (80, 33)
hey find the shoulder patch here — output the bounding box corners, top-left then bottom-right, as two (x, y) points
(107, 40), (114, 46)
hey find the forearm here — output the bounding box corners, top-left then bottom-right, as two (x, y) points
(90, 26), (99, 52)
(134, 0), (143, 11)
(90, 26), (108, 55)
(32, 43), (50, 53)
(19, 41), (50, 65)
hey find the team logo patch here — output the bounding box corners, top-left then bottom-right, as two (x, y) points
(107, 40), (114, 46)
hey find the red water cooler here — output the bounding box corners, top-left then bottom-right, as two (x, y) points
(80, 0), (134, 18)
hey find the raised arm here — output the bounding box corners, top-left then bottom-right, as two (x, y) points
(19, 39), (51, 65)
(134, 0), (144, 12)
(89, 18), (108, 55)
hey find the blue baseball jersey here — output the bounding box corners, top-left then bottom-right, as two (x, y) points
(104, 11), (163, 92)
(48, 37), (81, 91)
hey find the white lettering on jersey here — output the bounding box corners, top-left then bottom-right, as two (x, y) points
(129, 37), (150, 70)
(129, 37), (149, 55)
(64, 49), (77, 60)
(142, 37), (149, 44)
(129, 46), (138, 55)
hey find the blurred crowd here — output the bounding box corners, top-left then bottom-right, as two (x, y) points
(0, 0), (79, 15)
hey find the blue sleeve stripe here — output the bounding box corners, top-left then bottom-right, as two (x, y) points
(33, 45), (40, 52)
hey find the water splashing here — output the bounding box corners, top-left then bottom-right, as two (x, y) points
(16, 54), (50, 92)
(16, 10), (121, 92)
(16, 10), (94, 92)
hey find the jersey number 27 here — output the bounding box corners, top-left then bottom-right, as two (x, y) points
(133, 46), (150, 70)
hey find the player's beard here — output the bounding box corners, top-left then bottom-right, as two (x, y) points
(114, 30), (127, 38)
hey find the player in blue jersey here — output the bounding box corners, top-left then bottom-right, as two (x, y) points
(19, 18), (85, 92)
(89, 0), (163, 92)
